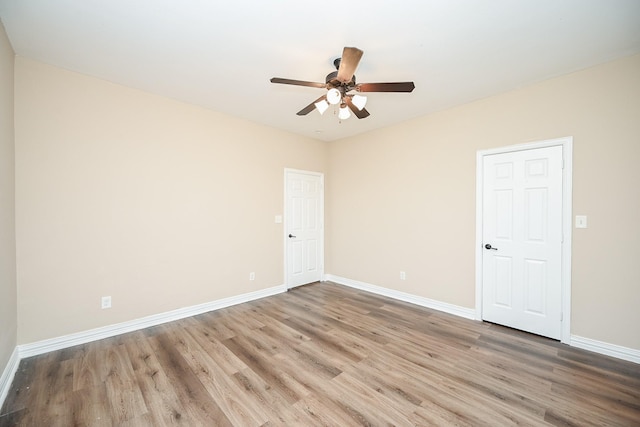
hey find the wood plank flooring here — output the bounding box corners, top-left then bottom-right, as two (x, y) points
(1, 282), (639, 426)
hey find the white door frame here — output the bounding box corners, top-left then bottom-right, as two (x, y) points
(475, 137), (573, 344)
(284, 168), (325, 289)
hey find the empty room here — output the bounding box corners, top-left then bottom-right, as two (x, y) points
(1, 1), (639, 425)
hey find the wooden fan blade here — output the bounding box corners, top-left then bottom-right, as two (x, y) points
(356, 82), (415, 92)
(297, 95), (327, 116)
(336, 47), (363, 83)
(270, 77), (326, 88)
(344, 96), (370, 119)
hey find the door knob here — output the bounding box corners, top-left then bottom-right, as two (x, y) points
(484, 244), (498, 250)
(288, 234), (296, 238)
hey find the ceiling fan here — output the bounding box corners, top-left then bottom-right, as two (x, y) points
(270, 47), (415, 120)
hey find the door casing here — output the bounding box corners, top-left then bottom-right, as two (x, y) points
(475, 137), (573, 343)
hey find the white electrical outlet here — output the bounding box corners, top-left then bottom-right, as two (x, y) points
(249, 272), (255, 281)
(400, 271), (406, 280)
(101, 296), (111, 309)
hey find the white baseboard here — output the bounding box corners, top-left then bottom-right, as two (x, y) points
(18, 284), (286, 359)
(325, 275), (640, 364)
(570, 335), (640, 364)
(0, 347), (20, 410)
(4, 280), (638, 411)
(324, 274), (476, 320)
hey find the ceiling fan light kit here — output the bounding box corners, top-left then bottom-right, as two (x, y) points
(338, 104), (351, 120)
(351, 94), (367, 111)
(270, 46), (415, 122)
(326, 88), (342, 105)
(314, 99), (330, 115)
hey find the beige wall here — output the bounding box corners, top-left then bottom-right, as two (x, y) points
(327, 53), (640, 350)
(14, 57), (327, 343)
(11, 51), (640, 352)
(0, 21), (17, 374)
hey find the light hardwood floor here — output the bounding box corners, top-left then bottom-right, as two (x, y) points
(1, 282), (639, 426)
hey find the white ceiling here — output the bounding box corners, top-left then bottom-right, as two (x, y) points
(1, 1), (639, 142)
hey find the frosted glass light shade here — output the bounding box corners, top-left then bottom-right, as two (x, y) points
(326, 88), (341, 105)
(315, 99), (329, 115)
(338, 104), (351, 120)
(351, 94), (367, 110)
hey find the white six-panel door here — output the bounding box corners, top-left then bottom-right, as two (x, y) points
(482, 145), (563, 339)
(285, 170), (323, 289)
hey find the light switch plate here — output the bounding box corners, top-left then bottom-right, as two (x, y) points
(275, 215), (282, 224)
(575, 215), (587, 229)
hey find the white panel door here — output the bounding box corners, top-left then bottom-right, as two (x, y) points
(286, 170), (323, 288)
(482, 146), (563, 339)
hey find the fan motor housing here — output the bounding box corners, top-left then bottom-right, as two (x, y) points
(326, 71), (356, 87)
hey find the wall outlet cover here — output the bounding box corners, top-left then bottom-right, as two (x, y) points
(101, 296), (112, 309)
